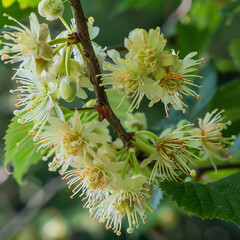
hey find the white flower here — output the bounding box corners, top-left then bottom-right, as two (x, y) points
(192, 109), (235, 172)
(10, 68), (61, 139)
(0, 13), (53, 74)
(140, 124), (201, 182)
(149, 51), (204, 118)
(89, 175), (153, 236)
(62, 157), (125, 205)
(125, 27), (176, 75)
(102, 49), (161, 112)
(38, 111), (111, 172)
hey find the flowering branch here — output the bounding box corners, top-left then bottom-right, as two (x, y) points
(68, 0), (132, 147)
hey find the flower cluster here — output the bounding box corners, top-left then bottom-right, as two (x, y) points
(102, 28), (204, 117)
(135, 109), (235, 183)
(1, 0), (236, 236)
(1, 5), (105, 138)
(0, 13), (53, 75)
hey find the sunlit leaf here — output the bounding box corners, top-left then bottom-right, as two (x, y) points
(4, 116), (42, 185)
(2, 0), (16, 8)
(107, 90), (130, 122)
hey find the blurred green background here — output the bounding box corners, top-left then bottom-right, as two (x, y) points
(1, 0), (240, 239)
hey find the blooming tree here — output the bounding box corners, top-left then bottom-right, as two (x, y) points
(1, 0), (239, 236)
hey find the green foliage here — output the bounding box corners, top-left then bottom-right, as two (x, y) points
(113, 0), (167, 12)
(177, 25), (210, 57)
(190, 63), (218, 119)
(220, 0), (240, 24)
(229, 39), (240, 68)
(2, 0), (40, 9)
(210, 78), (240, 135)
(0, 1), (38, 27)
(190, 0), (222, 30)
(4, 116), (42, 185)
(107, 90), (130, 122)
(160, 173), (240, 226)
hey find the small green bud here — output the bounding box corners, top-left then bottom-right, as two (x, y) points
(38, 0), (64, 21)
(59, 76), (77, 102)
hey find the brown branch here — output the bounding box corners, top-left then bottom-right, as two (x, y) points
(68, 0), (132, 147)
(196, 163), (240, 180)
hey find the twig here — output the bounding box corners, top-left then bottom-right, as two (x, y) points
(196, 163), (240, 180)
(68, 0), (132, 147)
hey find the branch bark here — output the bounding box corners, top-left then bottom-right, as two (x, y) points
(68, 0), (132, 147)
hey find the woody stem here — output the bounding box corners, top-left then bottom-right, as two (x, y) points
(68, 0), (132, 147)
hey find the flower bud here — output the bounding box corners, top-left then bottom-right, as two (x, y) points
(59, 76), (77, 102)
(38, 0), (64, 21)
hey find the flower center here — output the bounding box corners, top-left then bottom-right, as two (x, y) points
(62, 132), (83, 155)
(81, 167), (108, 190)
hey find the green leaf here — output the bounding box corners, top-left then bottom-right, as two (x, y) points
(4, 116), (42, 185)
(190, 0), (221, 31)
(176, 24), (211, 57)
(190, 63), (218, 119)
(114, 0), (166, 12)
(2, 0), (40, 9)
(107, 90), (130, 122)
(210, 78), (240, 135)
(229, 39), (240, 69)
(0, 1), (38, 27)
(219, 0), (240, 24)
(60, 106), (75, 122)
(220, 0), (240, 15)
(160, 173), (240, 226)
(17, 0), (40, 9)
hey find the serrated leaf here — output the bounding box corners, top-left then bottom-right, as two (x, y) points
(160, 173), (240, 226)
(4, 116), (42, 185)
